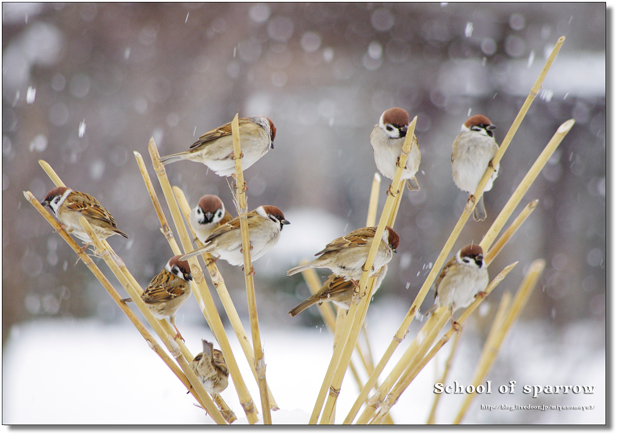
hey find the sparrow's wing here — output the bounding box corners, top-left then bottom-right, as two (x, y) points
(66, 191), (119, 227)
(212, 349), (229, 376)
(189, 117), (259, 150)
(203, 214), (242, 243)
(219, 210), (234, 226)
(142, 269), (187, 303)
(189, 122), (233, 150)
(316, 227), (377, 256)
(434, 256), (456, 299)
(319, 274), (354, 299)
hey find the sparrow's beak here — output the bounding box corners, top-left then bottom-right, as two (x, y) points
(399, 125), (408, 138)
(487, 124), (497, 131)
(392, 247), (397, 253)
(206, 212), (213, 221)
(41, 200), (49, 207)
(282, 219), (291, 225)
(270, 141), (275, 149)
(185, 272), (193, 281)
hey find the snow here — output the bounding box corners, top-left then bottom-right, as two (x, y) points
(3, 299), (605, 425)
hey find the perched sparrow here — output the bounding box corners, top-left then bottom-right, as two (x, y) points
(124, 255), (193, 340)
(289, 265), (388, 317)
(190, 339), (230, 395)
(41, 186), (128, 252)
(426, 244), (488, 330)
(189, 195), (233, 243)
(159, 116), (276, 177)
(451, 114), (499, 221)
(370, 107), (421, 191)
(286, 226), (399, 285)
(180, 205), (290, 266)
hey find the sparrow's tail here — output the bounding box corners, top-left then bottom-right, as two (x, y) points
(423, 303), (438, 318)
(286, 263), (314, 277)
(114, 228), (129, 239)
(202, 339), (214, 361)
(406, 176), (420, 191)
(288, 294), (320, 317)
(159, 152), (188, 166)
(473, 194), (487, 222)
(179, 244), (213, 261)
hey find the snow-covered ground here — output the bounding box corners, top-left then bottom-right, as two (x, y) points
(3, 297), (605, 425)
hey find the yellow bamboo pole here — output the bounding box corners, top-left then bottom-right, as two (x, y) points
(343, 36), (568, 421)
(146, 139), (259, 424)
(480, 119), (575, 252)
(310, 117), (417, 424)
(174, 185), (279, 410)
(453, 260), (545, 423)
(229, 114), (272, 424)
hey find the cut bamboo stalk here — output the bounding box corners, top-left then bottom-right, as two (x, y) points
(38, 160), (65, 187)
(343, 37), (567, 422)
(174, 185), (279, 410)
(229, 114), (272, 424)
(366, 173), (381, 227)
(480, 118), (575, 252)
(426, 318), (465, 424)
(452, 292), (512, 424)
(367, 261), (519, 424)
(485, 199), (538, 265)
(147, 139), (259, 424)
(24, 191), (222, 422)
(314, 117), (417, 424)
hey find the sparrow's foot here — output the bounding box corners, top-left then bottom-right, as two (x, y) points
(172, 324), (185, 342)
(475, 291), (487, 299)
(386, 184), (399, 197)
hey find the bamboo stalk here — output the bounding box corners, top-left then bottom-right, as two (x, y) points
(38, 160), (65, 187)
(343, 39), (567, 422)
(147, 139), (259, 424)
(485, 199), (538, 265)
(366, 173), (382, 227)
(367, 262), (519, 424)
(480, 118), (575, 252)
(174, 185), (279, 410)
(24, 191), (221, 422)
(453, 292), (513, 424)
(452, 260), (544, 424)
(426, 315), (466, 424)
(311, 117), (417, 424)
(229, 114), (271, 424)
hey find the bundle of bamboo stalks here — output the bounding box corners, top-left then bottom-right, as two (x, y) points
(25, 36), (569, 425)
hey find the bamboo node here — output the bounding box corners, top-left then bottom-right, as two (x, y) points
(368, 390), (382, 407)
(241, 400), (256, 414)
(329, 386), (341, 397)
(146, 339), (155, 350)
(256, 357), (267, 379)
(168, 337), (181, 357)
(393, 335), (403, 344)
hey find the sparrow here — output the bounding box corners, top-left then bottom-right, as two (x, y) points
(370, 107), (421, 191)
(159, 116), (276, 177)
(180, 205), (290, 267)
(190, 339), (230, 395)
(451, 114), (499, 221)
(288, 264), (388, 317)
(286, 226), (399, 285)
(426, 243), (488, 330)
(123, 255), (193, 341)
(189, 195), (233, 243)
(40, 186), (128, 252)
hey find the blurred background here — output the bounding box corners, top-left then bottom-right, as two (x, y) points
(3, 3), (606, 424)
